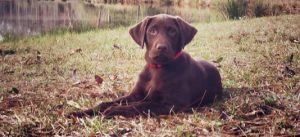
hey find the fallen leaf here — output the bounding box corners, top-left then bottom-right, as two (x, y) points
(287, 54), (293, 65)
(289, 36), (300, 43)
(70, 48), (82, 55)
(283, 66), (296, 78)
(95, 75), (103, 85)
(72, 69), (77, 81)
(0, 49), (16, 56)
(72, 80), (81, 86)
(110, 128), (131, 136)
(11, 87), (19, 94)
(75, 48), (82, 52)
(113, 44), (121, 49)
(213, 57), (223, 63)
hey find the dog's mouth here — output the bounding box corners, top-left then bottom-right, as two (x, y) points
(150, 53), (173, 64)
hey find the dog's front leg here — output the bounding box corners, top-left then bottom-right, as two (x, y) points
(67, 89), (146, 118)
(67, 68), (150, 118)
(103, 102), (174, 118)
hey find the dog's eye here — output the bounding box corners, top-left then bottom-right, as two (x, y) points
(148, 27), (157, 35)
(168, 27), (177, 36)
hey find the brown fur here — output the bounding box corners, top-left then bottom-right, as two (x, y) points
(68, 14), (223, 118)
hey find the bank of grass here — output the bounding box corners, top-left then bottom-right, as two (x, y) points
(220, 0), (300, 19)
(1, 15), (300, 136)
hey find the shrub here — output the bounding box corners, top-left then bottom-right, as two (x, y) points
(221, 0), (247, 19)
(252, 1), (270, 17)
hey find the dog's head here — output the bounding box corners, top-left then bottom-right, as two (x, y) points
(129, 14), (197, 65)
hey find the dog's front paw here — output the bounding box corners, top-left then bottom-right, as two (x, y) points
(103, 106), (137, 118)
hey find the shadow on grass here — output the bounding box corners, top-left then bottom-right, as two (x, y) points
(213, 86), (299, 136)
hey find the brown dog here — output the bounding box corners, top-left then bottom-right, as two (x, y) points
(68, 14), (222, 118)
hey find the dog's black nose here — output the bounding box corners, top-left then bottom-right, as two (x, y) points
(156, 44), (168, 51)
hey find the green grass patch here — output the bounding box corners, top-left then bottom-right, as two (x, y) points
(0, 14), (299, 136)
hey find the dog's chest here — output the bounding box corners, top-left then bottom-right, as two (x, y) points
(144, 70), (188, 99)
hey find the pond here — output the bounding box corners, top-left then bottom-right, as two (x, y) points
(0, 0), (223, 36)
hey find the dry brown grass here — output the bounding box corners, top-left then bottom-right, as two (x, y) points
(1, 14), (300, 136)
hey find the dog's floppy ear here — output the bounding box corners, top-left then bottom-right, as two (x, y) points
(129, 16), (152, 48)
(176, 16), (197, 48)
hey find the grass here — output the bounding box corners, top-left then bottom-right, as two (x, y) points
(1, 14), (300, 136)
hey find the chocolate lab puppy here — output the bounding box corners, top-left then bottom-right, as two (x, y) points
(68, 14), (222, 118)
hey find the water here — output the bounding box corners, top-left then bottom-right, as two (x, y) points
(0, 0), (220, 36)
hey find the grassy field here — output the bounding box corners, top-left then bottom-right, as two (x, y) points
(1, 15), (300, 136)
